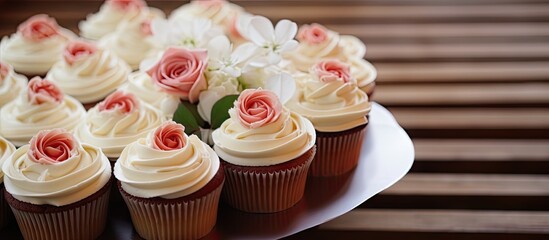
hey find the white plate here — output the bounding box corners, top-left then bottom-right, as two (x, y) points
(216, 102), (415, 239)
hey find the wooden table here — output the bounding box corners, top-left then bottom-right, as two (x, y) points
(1, 0), (549, 239)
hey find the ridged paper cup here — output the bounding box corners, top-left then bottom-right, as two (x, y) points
(310, 124), (367, 177)
(4, 179), (112, 240)
(0, 184), (10, 229)
(221, 146), (316, 213)
(119, 167), (225, 240)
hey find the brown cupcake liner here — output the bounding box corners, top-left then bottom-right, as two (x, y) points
(118, 168), (225, 240)
(0, 184), (10, 229)
(221, 146), (316, 213)
(310, 124), (367, 177)
(4, 180), (112, 240)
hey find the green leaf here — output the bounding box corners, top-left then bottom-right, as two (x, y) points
(210, 94), (239, 129)
(181, 101), (206, 127)
(172, 103), (200, 135)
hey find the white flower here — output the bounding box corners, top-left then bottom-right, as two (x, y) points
(244, 16), (298, 67)
(206, 35), (256, 77)
(197, 70), (241, 123)
(264, 72), (295, 104)
(151, 17), (223, 49)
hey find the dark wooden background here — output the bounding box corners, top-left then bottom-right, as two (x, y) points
(1, 0), (549, 239)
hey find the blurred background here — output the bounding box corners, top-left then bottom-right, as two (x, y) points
(1, 0), (548, 239)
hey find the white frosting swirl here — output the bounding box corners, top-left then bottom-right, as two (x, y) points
(171, 1), (243, 28)
(339, 35), (367, 59)
(284, 30), (345, 72)
(99, 17), (157, 70)
(47, 49), (131, 103)
(114, 134), (219, 199)
(212, 108), (316, 167)
(349, 57), (377, 95)
(0, 136), (16, 183)
(79, 3), (143, 40)
(118, 71), (179, 117)
(0, 95), (86, 147)
(75, 103), (165, 158)
(0, 31), (73, 76)
(0, 65), (27, 107)
(285, 74), (371, 132)
(2, 142), (111, 206)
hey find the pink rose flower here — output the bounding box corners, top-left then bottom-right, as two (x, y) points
(147, 48), (208, 103)
(312, 59), (354, 83)
(97, 91), (140, 114)
(63, 40), (98, 65)
(17, 14), (61, 42)
(236, 89), (282, 129)
(297, 23), (328, 45)
(27, 128), (77, 164)
(0, 62), (9, 81)
(108, 0), (145, 11)
(152, 121), (187, 151)
(27, 77), (64, 105)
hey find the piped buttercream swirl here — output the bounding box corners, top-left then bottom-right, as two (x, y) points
(0, 62), (27, 107)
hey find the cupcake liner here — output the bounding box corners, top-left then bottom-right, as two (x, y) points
(5, 180), (112, 240)
(119, 169), (224, 240)
(311, 124), (367, 177)
(0, 184), (10, 229)
(221, 146), (315, 213)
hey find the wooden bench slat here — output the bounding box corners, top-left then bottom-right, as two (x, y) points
(389, 107), (549, 129)
(414, 139), (549, 161)
(383, 173), (549, 196)
(319, 209), (549, 234)
(375, 83), (549, 105)
(368, 42), (549, 60)
(376, 62), (549, 83)
(328, 23), (549, 39)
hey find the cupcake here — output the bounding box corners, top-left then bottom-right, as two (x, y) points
(99, 14), (157, 70)
(0, 61), (27, 108)
(118, 71), (180, 117)
(2, 129), (112, 240)
(47, 39), (131, 107)
(286, 59), (371, 176)
(114, 121), (223, 239)
(0, 77), (86, 147)
(75, 90), (165, 160)
(79, 0), (165, 40)
(212, 89), (316, 213)
(0, 14), (75, 76)
(0, 136), (15, 229)
(284, 23), (377, 97)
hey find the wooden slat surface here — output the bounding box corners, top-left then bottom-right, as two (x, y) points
(1, 0), (549, 239)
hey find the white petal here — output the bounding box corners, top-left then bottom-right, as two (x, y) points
(232, 42), (258, 66)
(150, 18), (170, 46)
(236, 13), (254, 39)
(264, 72), (295, 104)
(266, 52), (282, 65)
(139, 51), (164, 72)
(223, 66), (241, 78)
(274, 19), (297, 44)
(279, 39), (299, 52)
(247, 16), (274, 46)
(197, 89), (225, 123)
(207, 35), (232, 60)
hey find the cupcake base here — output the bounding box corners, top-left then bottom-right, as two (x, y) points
(310, 124), (367, 177)
(118, 166), (225, 240)
(4, 179), (112, 240)
(221, 146), (316, 213)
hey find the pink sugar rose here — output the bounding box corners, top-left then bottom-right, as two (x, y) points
(152, 121), (187, 151)
(147, 48), (208, 103)
(108, 0), (145, 11)
(0, 62), (9, 81)
(313, 59), (354, 83)
(27, 77), (64, 105)
(28, 129), (77, 164)
(236, 89), (282, 129)
(63, 40), (98, 65)
(97, 91), (139, 114)
(17, 14), (61, 42)
(297, 23), (328, 45)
